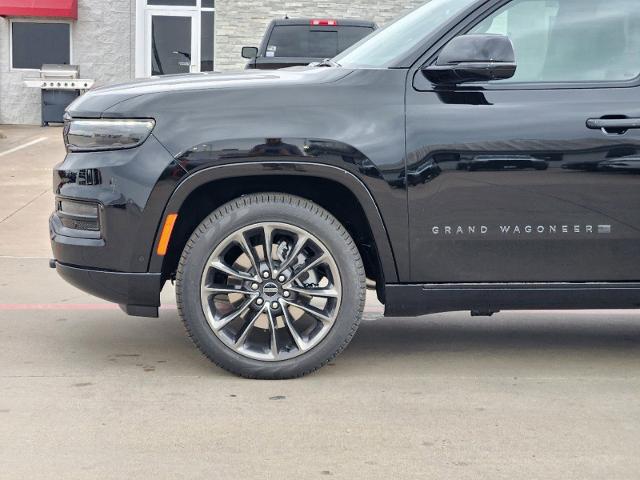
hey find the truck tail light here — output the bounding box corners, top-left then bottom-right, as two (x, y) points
(311, 19), (338, 26)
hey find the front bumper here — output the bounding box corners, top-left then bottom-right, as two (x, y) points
(49, 133), (186, 316)
(51, 260), (162, 317)
(50, 134), (183, 272)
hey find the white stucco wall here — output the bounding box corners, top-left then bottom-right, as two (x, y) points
(0, 0), (135, 125)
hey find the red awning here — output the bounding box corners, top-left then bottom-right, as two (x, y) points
(0, 0), (77, 19)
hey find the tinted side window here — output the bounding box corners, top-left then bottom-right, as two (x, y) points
(12, 22), (70, 69)
(471, 0), (640, 83)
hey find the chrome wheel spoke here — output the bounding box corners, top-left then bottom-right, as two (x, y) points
(276, 233), (309, 274)
(232, 231), (261, 276)
(204, 284), (255, 296)
(213, 297), (253, 331)
(287, 286), (339, 299)
(211, 260), (256, 282)
(280, 300), (308, 351)
(266, 308), (279, 358)
(287, 254), (327, 284)
(235, 305), (265, 348)
(262, 225), (275, 273)
(283, 298), (333, 324)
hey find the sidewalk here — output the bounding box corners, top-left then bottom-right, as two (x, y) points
(0, 125), (64, 258)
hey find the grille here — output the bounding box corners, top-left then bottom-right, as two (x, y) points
(56, 199), (100, 232)
(60, 216), (100, 231)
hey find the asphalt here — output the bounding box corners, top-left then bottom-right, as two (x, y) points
(1, 126), (640, 479)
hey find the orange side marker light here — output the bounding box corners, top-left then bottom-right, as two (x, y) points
(157, 213), (178, 256)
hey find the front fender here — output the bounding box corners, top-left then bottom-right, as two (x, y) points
(147, 159), (399, 283)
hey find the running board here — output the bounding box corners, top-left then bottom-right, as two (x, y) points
(384, 282), (640, 317)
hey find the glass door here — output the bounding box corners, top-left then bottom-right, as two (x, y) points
(145, 10), (199, 76)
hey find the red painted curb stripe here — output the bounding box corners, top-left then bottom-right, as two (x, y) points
(0, 303), (116, 310)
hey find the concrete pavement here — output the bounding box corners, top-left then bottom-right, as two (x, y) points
(0, 125), (60, 257)
(1, 127), (640, 479)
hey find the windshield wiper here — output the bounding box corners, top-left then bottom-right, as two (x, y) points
(316, 58), (341, 68)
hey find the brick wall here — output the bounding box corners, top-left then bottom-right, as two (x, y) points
(215, 0), (424, 71)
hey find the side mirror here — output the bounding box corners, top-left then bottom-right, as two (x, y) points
(422, 34), (516, 85)
(241, 46), (259, 59)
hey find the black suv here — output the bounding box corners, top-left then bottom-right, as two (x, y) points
(52, 0), (640, 378)
(241, 18), (376, 70)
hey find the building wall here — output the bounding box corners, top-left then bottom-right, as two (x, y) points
(0, 0), (423, 124)
(216, 0), (424, 71)
(0, 0), (135, 125)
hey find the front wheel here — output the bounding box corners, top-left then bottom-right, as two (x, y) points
(176, 193), (366, 379)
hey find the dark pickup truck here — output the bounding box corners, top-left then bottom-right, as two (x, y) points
(241, 18), (377, 69)
(52, 0), (640, 379)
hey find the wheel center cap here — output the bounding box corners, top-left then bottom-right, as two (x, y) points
(262, 282), (279, 298)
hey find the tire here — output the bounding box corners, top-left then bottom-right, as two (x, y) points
(176, 193), (366, 379)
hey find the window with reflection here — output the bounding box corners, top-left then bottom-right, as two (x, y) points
(147, 0), (197, 6)
(11, 22), (70, 69)
(201, 11), (215, 71)
(470, 0), (640, 83)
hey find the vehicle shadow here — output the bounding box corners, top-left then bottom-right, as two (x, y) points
(334, 311), (640, 376)
(350, 312), (640, 354)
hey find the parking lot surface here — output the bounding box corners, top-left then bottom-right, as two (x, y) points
(1, 127), (640, 479)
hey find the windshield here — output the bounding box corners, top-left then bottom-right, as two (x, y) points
(334, 0), (479, 68)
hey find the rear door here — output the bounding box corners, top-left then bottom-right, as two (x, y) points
(406, 0), (640, 282)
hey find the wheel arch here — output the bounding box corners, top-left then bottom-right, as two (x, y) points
(149, 161), (399, 298)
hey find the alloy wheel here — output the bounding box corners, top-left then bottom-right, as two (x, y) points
(200, 222), (342, 361)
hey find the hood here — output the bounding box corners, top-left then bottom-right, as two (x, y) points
(67, 67), (352, 118)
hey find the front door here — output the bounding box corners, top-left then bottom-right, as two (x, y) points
(145, 10), (199, 76)
(406, 0), (640, 283)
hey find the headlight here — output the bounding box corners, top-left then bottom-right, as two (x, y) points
(64, 118), (155, 152)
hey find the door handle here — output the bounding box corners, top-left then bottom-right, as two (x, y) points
(586, 117), (640, 135)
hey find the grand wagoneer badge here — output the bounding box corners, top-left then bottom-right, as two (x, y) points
(431, 225), (612, 235)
